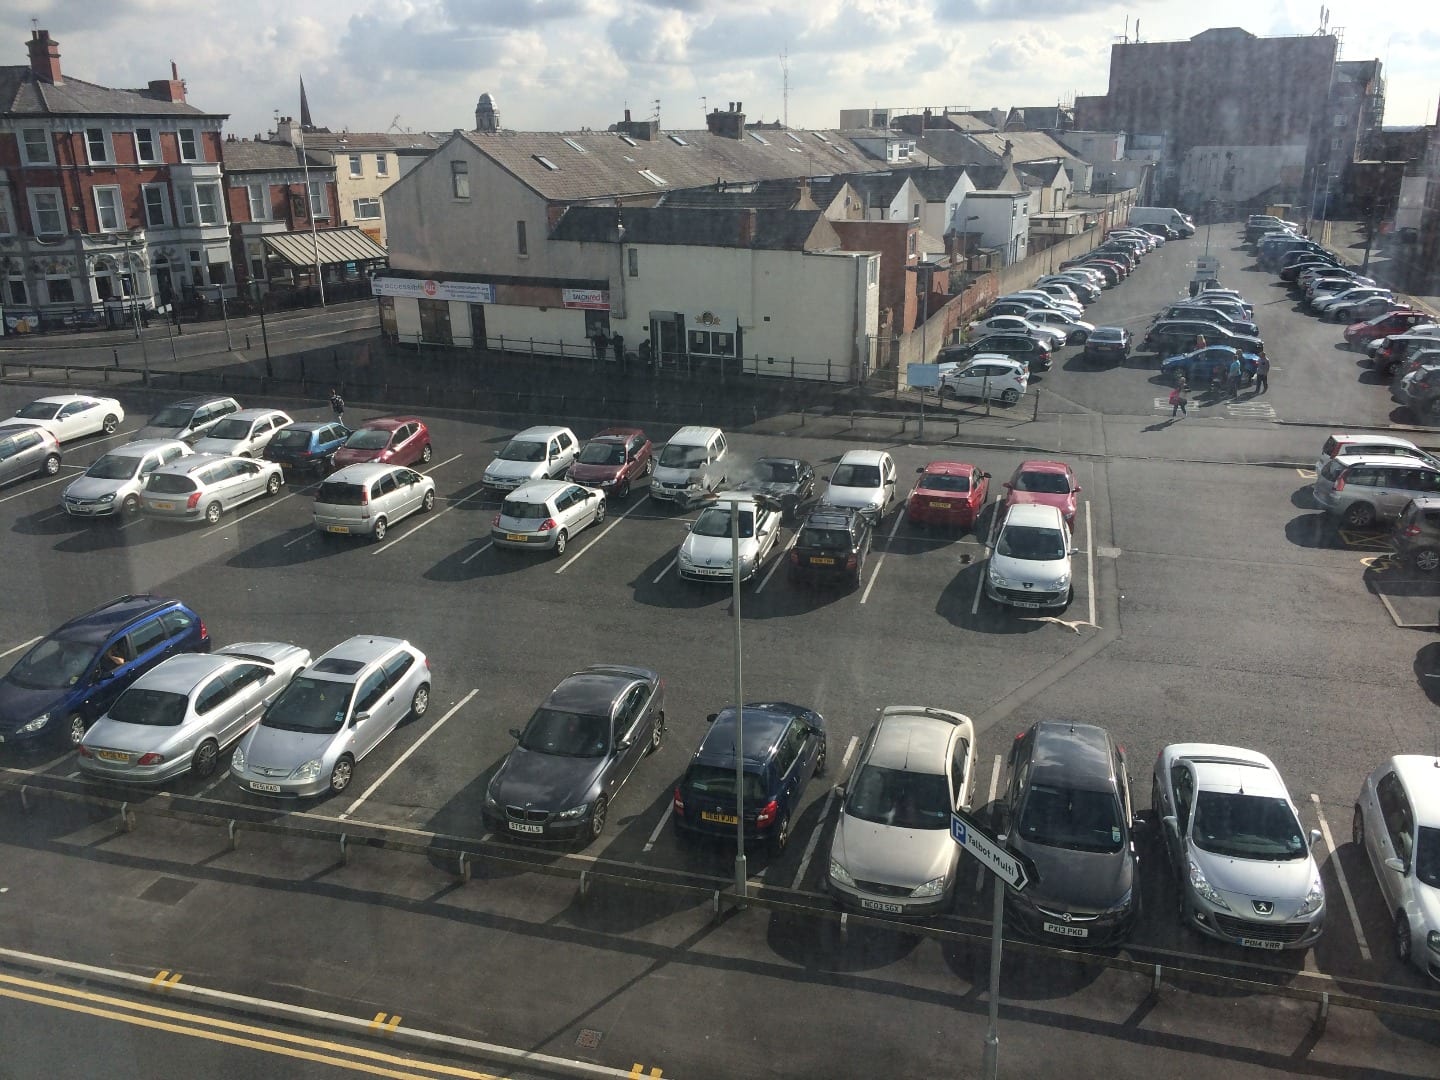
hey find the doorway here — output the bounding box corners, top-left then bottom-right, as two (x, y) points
(651, 312), (686, 369)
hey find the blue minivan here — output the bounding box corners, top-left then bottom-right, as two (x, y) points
(0, 594), (210, 749)
(672, 702), (826, 853)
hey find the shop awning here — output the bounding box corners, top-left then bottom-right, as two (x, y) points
(262, 227), (388, 267)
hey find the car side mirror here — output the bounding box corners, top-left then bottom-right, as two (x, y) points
(508, 727), (522, 740)
(1309, 828), (1322, 848)
(1002, 481), (1012, 489)
(1163, 815), (1179, 837)
(1130, 817), (1147, 835)
(1074, 485), (1082, 494)
(1384, 856), (1406, 874)
(352, 710), (370, 726)
(616, 737), (632, 751)
(705, 712), (718, 723)
(981, 472), (991, 480)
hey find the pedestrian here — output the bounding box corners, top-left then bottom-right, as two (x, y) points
(610, 330), (625, 367)
(1194, 334), (1208, 351)
(1227, 355), (1242, 399)
(1254, 349), (1270, 394)
(591, 329), (609, 364)
(1169, 379), (1188, 419)
(637, 336), (654, 373)
(329, 387), (345, 424)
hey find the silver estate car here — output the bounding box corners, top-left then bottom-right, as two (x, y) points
(63, 439), (191, 519)
(77, 642), (311, 784)
(1153, 743), (1325, 951)
(1312, 454), (1440, 529)
(140, 454), (284, 525)
(230, 636), (430, 798)
(827, 706), (977, 916)
(313, 463), (437, 541)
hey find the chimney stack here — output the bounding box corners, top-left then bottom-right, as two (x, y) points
(705, 101), (746, 139)
(147, 57), (186, 103)
(614, 109), (658, 140)
(26, 29), (62, 84)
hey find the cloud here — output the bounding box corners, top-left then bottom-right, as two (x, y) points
(936, 0), (1128, 21)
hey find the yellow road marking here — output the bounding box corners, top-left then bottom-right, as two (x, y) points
(151, 970), (183, 990)
(627, 1067), (663, 1078)
(1295, 468), (1316, 479)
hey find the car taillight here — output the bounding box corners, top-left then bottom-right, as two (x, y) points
(198, 619), (209, 641)
(789, 550), (799, 565)
(845, 554), (857, 570)
(360, 487), (369, 505)
(76, 745), (93, 758)
(540, 518), (557, 532)
(1402, 524), (1421, 537)
(186, 491), (201, 509)
(1333, 472), (1346, 491)
(755, 799), (779, 828)
(672, 786), (685, 815)
(492, 513), (501, 527)
(137, 753), (165, 766)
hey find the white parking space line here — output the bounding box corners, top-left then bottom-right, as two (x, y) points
(969, 498), (1003, 616)
(197, 770), (232, 798)
(0, 636), (40, 661)
(642, 802), (674, 853)
(422, 453), (463, 473)
(461, 540), (493, 564)
(207, 490), (298, 531)
(652, 554), (678, 584)
(0, 471), (74, 505)
(1085, 500), (1097, 629)
(859, 512), (906, 605)
(371, 487), (488, 555)
(337, 688), (480, 821)
(792, 735), (858, 890)
(1309, 793), (1373, 962)
(282, 530), (314, 548)
(975, 754), (1005, 892)
(753, 531), (799, 594)
(34, 509), (65, 523)
(555, 499), (648, 574)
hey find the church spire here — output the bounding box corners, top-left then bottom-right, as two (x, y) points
(299, 74), (314, 131)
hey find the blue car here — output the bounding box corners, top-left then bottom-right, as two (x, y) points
(1160, 345), (1259, 386)
(0, 594), (210, 749)
(263, 421), (352, 475)
(672, 701), (826, 853)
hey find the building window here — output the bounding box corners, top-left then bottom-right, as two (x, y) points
(177, 186), (197, 225)
(375, 154), (389, 176)
(352, 197), (381, 220)
(178, 128), (199, 161)
(688, 330), (735, 357)
(246, 183), (269, 221)
(20, 127), (52, 165)
(0, 189), (13, 236)
(85, 127), (112, 164)
(307, 180), (327, 219)
(28, 190), (65, 236)
(94, 186), (124, 231)
(348, 154), (363, 178)
(45, 276), (75, 304)
(451, 160), (469, 199)
(418, 298), (453, 346)
(134, 127), (157, 162)
(912, 202), (920, 219)
(196, 183), (222, 225)
(516, 220), (527, 256)
(143, 184), (170, 227)
(8, 276), (27, 306)
(867, 258), (879, 286)
(250, 257), (265, 280)
(627, 248), (638, 277)
(907, 232), (917, 255)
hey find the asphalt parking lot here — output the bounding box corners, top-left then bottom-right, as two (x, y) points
(4, 225), (1440, 1079)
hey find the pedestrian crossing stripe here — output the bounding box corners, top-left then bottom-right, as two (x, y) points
(1226, 402), (1277, 418)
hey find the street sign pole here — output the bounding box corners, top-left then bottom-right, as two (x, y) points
(982, 872), (1004, 1080)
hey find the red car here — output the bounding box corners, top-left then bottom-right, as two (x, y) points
(331, 416), (432, 469)
(906, 461), (989, 528)
(1002, 460), (1080, 527)
(567, 427), (653, 498)
(1343, 310), (1432, 349)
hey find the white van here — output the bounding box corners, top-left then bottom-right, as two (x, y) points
(650, 426), (728, 506)
(1128, 207), (1195, 237)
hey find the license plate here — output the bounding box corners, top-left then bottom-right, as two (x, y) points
(248, 781), (282, 793)
(326, 525), (349, 534)
(929, 501), (953, 509)
(1010, 599), (1041, 609)
(505, 533), (529, 542)
(95, 750), (130, 763)
(1043, 921), (1089, 938)
(809, 556), (835, 565)
(508, 821), (544, 834)
(859, 899), (904, 914)
(1239, 937), (1284, 951)
(152, 501), (175, 510)
(701, 811), (739, 824)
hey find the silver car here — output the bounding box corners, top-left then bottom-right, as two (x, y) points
(135, 396), (242, 444)
(193, 408), (293, 458)
(313, 463), (436, 541)
(491, 478), (605, 554)
(0, 426), (61, 488)
(826, 706), (977, 917)
(1152, 743), (1324, 951)
(230, 636), (430, 798)
(62, 439), (191, 519)
(1312, 454), (1440, 529)
(77, 643), (311, 784)
(140, 454), (285, 525)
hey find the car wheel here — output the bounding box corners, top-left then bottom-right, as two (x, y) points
(65, 714), (86, 747)
(239, 451), (252, 459)
(616, 478), (630, 499)
(421, 490), (435, 513)
(204, 501), (223, 525)
(1426, 398), (1440, 421)
(554, 528), (568, 555)
(588, 795), (608, 841)
(1071, 330), (1088, 344)
(769, 813), (791, 855)
(371, 517), (388, 541)
(1335, 308), (1351, 322)
(647, 711), (665, 754)
(594, 499), (607, 525)
(265, 473), (282, 496)
(814, 739), (827, 777)
(1342, 502), (1376, 529)
(420, 444), (433, 464)
(1412, 547), (1440, 573)
(1001, 388), (1020, 404)
(1395, 911), (1413, 963)
(42, 453), (61, 476)
(102, 414), (119, 435)
(120, 494), (140, 517)
(330, 755), (355, 793)
(191, 738), (220, 779)
(1352, 804), (1365, 848)
(410, 683), (430, 718)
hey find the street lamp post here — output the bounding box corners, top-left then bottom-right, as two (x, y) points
(729, 495), (747, 900)
(251, 280), (272, 372)
(297, 129), (327, 308)
(122, 249), (151, 384)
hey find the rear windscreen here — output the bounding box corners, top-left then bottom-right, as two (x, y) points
(798, 527), (851, 551)
(145, 473), (196, 495)
(501, 499), (549, 520)
(316, 481), (365, 505)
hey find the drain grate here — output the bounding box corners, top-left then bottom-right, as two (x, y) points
(575, 1029), (603, 1050)
(138, 877), (197, 905)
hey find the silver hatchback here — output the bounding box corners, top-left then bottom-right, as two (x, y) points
(193, 408), (293, 458)
(1312, 454), (1440, 529)
(0, 426), (61, 488)
(140, 454), (285, 524)
(312, 463), (436, 541)
(63, 439), (191, 519)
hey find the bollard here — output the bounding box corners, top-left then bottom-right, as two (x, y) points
(800, 407), (806, 428)
(1150, 964), (1162, 997)
(246, 334), (252, 350)
(227, 820), (239, 851)
(712, 889), (722, 922)
(1032, 388), (1040, 422)
(120, 803), (136, 833)
(339, 833), (350, 866)
(457, 852), (471, 883)
(19, 786), (29, 812)
(579, 870), (590, 901)
(113, 349), (120, 368)
(1315, 991), (1330, 1033)
(838, 912), (849, 944)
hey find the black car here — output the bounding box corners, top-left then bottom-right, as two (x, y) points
(1082, 326), (1131, 362)
(733, 456), (815, 520)
(1155, 305), (1261, 338)
(1137, 222), (1178, 240)
(672, 702), (827, 853)
(790, 506), (872, 587)
(1001, 720), (1142, 948)
(1143, 319), (1262, 358)
(1392, 497), (1440, 573)
(946, 333), (1051, 371)
(485, 665), (665, 845)
(0, 594), (211, 749)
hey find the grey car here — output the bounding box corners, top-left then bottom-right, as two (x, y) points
(313, 463), (437, 541)
(77, 642), (311, 784)
(193, 408), (293, 458)
(229, 636), (430, 798)
(140, 454), (285, 525)
(1312, 454), (1440, 528)
(62, 439), (191, 519)
(1153, 743), (1324, 951)
(135, 396), (241, 444)
(0, 426), (61, 488)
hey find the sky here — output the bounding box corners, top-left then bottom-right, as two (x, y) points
(2, 1), (1435, 139)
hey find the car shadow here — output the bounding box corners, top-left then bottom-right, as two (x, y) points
(934, 561), (1049, 635)
(226, 527), (346, 568)
(1289, 485), (1320, 510)
(1413, 643), (1440, 705)
(10, 505), (92, 538)
(630, 548), (735, 609)
(1283, 512), (1362, 550)
(424, 539), (551, 581)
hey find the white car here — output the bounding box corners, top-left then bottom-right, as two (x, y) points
(491, 478), (606, 555)
(823, 450), (897, 525)
(1002, 292), (1084, 320)
(1311, 287), (1392, 315)
(1023, 308), (1096, 344)
(677, 490), (781, 582)
(985, 503), (1072, 610)
(969, 315), (1066, 349)
(938, 356), (1028, 405)
(482, 425), (579, 493)
(1354, 756), (1440, 980)
(193, 408), (293, 457)
(0, 395), (124, 443)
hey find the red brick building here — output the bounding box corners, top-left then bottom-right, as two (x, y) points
(0, 29), (231, 330)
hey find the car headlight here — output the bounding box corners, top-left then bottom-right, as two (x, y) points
(911, 876), (948, 898)
(1055, 572), (1071, 590)
(1187, 858), (1230, 910)
(988, 571), (1011, 588)
(484, 786), (500, 811)
(1428, 931), (1440, 955)
(231, 745), (246, 772)
(18, 713), (51, 733)
(1295, 873), (1325, 917)
(678, 549), (694, 567)
(555, 803), (589, 820)
(1105, 888), (1134, 914)
(829, 858), (855, 887)
(99, 493), (116, 503)
(292, 759), (324, 781)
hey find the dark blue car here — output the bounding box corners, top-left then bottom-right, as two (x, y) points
(1160, 345), (1259, 386)
(672, 701), (826, 853)
(263, 421), (352, 475)
(0, 594), (210, 749)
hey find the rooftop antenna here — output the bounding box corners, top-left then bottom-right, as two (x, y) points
(651, 98), (661, 126)
(1123, 15), (1129, 44)
(701, 95), (708, 125)
(780, 50), (790, 129)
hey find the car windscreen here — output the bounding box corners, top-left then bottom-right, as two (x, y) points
(346, 429), (392, 450)
(1417, 827), (1440, 889)
(498, 439), (546, 462)
(518, 707), (608, 757)
(6, 635), (98, 690)
(269, 429), (312, 448)
(144, 473), (197, 495)
(797, 527), (851, 551)
(85, 454), (142, 480)
(658, 443), (706, 469)
(995, 524), (1066, 560)
(108, 688), (188, 727)
(1014, 471), (1071, 494)
(830, 464), (880, 488)
(15, 402), (60, 420)
(500, 498), (549, 520)
(260, 675), (353, 735)
(920, 473), (969, 493)
(578, 442), (625, 466)
(756, 461), (798, 483)
(692, 506), (754, 538)
(316, 481), (365, 506)
(1017, 783), (1124, 853)
(1190, 790), (1307, 860)
(1092, 330), (1124, 342)
(683, 764), (766, 804)
(206, 418), (251, 440)
(844, 764), (950, 830)
(148, 406), (193, 429)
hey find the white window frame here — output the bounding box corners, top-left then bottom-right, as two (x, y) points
(246, 183), (269, 221)
(177, 185), (198, 226)
(348, 154), (363, 178)
(352, 197), (381, 220)
(195, 182), (223, 226)
(178, 128), (199, 161)
(93, 186), (124, 231)
(451, 160), (469, 199)
(307, 180), (327, 219)
(375, 154), (389, 177)
(133, 126), (158, 163)
(44, 275), (76, 304)
(27, 189), (65, 236)
(142, 183), (170, 227)
(85, 126), (112, 165)
(0, 188), (14, 237)
(20, 127), (53, 165)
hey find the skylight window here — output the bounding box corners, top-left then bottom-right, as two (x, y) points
(786, 132), (804, 144)
(832, 146), (849, 155)
(814, 132), (831, 144)
(748, 131), (768, 145)
(533, 155), (560, 171)
(619, 134), (638, 147)
(788, 147), (803, 153)
(639, 169), (667, 187)
(668, 134), (688, 146)
(561, 137), (587, 153)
